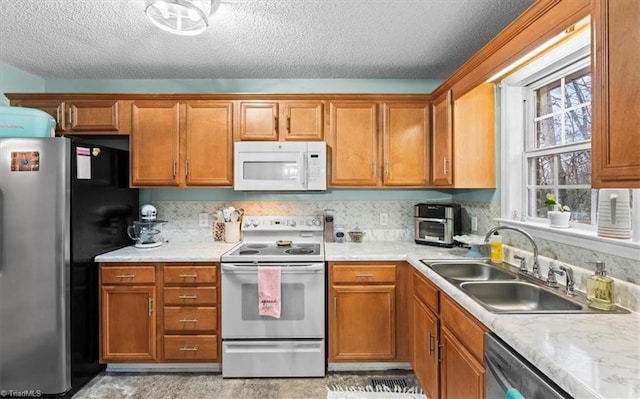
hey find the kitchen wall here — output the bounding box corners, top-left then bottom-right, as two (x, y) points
(0, 61), (45, 106)
(1, 67), (637, 289)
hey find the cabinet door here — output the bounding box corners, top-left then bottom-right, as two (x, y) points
(440, 326), (484, 399)
(9, 98), (66, 133)
(432, 91), (453, 186)
(382, 103), (430, 186)
(592, 0), (640, 188)
(452, 83), (496, 188)
(281, 101), (324, 141)
(183, 101), (233, 186)
(131, 101), (180, 186)
(100, 286), (156, 362)
(413, 298), (440, 399)
(330, 285), (395, 360)
(238, 101), (279, 140)
(328, 101), (379, 186)
(67, 100), (126, 134)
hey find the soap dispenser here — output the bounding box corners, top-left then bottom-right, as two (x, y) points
(490, 232), (503, 263)
(586, 261), (615, 311)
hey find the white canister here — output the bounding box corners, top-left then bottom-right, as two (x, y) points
(597, 189), (631, 239)
(224, 222), (241, 243)
(632, 189), (640, 243)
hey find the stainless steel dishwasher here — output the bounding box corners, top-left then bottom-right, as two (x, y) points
(485, 333), (573, 399)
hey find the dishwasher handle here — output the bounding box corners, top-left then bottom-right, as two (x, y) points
(485, 352), (513, 392)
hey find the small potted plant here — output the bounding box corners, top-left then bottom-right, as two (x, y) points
(543, 193), (571, 228)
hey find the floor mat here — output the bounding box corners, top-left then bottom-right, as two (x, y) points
(327, 376), (426, 399)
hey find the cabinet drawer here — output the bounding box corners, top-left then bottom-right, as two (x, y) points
(101, 265), (156, 284)
(332, 264), (396, 284)
(164, 287), (217, 306)
(413, 270), (439, 313)
(163, 335), (218, 361)
(164, 307), (217, 332)
(441, 295), (487, 363)
(164, 265), (217, 285)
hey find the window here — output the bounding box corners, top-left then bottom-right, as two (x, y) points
(525, 63), (593, 225)
(499, 27), (638, 258)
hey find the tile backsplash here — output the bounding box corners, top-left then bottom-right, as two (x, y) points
(152, 199), (639, 287)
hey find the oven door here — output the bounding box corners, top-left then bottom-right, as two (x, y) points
(414, 217), (454, 246)
(221, 262), (325, 338)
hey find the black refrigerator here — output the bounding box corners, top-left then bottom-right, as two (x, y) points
(0, 137), (139, 397)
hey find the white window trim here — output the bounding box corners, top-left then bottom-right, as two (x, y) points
(498, 28), (640, 260)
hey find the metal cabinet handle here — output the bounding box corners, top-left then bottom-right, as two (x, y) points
(436, 340), (442, 363)
(179, 319), (199, 323)
(274, 116), (278, 134)
(286, 115), (291, 132)
(427, 331), (434, 355)
(172, 160), (177, 177)
(355, 273), (374, 278)
(56, 106), (62, 126)
(178, 295), (198, 299)
(115, 274), (135, 278)
(443, 157), (449, 175)
(334, 297), (337, 317)
(185, 160), (189, 177)
(148, 296), (153, 316)
(179, 346), (198, 352)
(179, 274), (198, 278)
(67, 107), (74, 126)
(372, 161), (377, 177)
(384, 161), (389, 176)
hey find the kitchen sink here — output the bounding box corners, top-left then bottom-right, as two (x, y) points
(421, 259), (630, 314)
(459, 281), (584, 313)
(427, 261), (517, 282)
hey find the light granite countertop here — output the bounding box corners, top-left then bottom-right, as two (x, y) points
(96, 240), (640, 399)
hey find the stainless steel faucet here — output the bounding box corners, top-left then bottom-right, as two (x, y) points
(484, 226), (541, 279)
(547, 265), (564, 288)
(559, 264), (576, 296)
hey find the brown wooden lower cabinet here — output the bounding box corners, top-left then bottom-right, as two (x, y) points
(99, 262), (220, 363)
(328, 261), (410, 362)
(440, 325), (485, 399)
(100, 285), (156, 362)
(411, 268), (488, 399)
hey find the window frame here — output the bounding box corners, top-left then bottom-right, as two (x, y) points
(498, 28), (639, 259)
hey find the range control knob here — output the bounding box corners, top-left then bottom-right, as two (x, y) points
(305, 219), (313, 226)
(289, 219), (296, 227)
(312, 217), (322, 226)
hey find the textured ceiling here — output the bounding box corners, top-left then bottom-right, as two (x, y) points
(0, 0), (535, 80)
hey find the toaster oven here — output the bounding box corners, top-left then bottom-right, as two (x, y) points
(414, 203), (461, 247)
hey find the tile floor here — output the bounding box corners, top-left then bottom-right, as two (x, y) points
(73, 371), (419, 399)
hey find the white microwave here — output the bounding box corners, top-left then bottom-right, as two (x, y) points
(233, 141), (327, 191)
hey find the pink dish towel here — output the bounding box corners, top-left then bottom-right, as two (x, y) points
(258, 266), (281, 318)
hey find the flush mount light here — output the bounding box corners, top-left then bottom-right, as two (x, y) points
(144, 0), (219, 36)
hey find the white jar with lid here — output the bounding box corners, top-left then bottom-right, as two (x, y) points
(334, 225), (345, 243)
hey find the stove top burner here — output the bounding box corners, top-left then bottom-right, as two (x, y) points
(285, 248), (315, 255)
(239, 250), (260, 255)
(246, 244), (269, 249)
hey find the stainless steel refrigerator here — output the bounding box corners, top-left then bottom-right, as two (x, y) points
(0, 137), (138, 397)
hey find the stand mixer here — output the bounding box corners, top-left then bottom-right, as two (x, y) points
(128, 204), (167, 248)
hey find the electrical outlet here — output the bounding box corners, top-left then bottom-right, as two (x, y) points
(380, 213), (388, 226)
(198, 213), (209, 227)
(471, 216), (478, 232)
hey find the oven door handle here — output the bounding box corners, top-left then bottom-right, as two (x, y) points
(221, 263), (324, 273)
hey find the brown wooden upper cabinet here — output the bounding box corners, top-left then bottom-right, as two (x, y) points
(451, 83), (496, 188)
(591, 0), (640, 188)
(131, 100), (233, 187)
(328, 100), (430, 187)
(237, 100), (324, 141)
(8, 95), (129, 135)
(431, 84), (496, 188)
(431, 90), (453, 186)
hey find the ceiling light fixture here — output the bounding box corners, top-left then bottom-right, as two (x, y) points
(144, 0), (219, 36)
